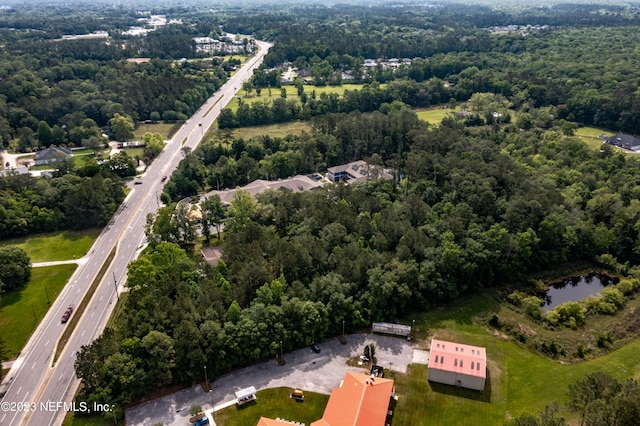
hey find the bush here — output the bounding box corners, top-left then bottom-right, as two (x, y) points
(508, 290), (525, 307)
(601, 287), (625, 308)
(545, 301), (586, 327)
(616, 278), (640, 295)
(522, 296), (543, 320)
(597, 332), (612, 348)
(488, 313), (500, 328)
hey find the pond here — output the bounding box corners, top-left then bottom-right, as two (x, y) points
(539, 273), (619, 311)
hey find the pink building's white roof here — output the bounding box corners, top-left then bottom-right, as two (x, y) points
(428, 338), (486, 378)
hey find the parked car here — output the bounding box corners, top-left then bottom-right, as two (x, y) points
(194, 417), (209, 426)
(61, 306), (73, 323)
(310, 342), (321, 353)
(161, 176), (167, 182)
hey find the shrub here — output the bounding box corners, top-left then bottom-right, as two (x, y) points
(616, 278), (640, 295)
(546, 301), (586, 327)
(488, 313), (500, 328)
(597, 332), (612, 348)
(601, 287), (625, 308)
(584, 295), (601, 314)
(508, 290), (525, 306)
(522, 296), (543, 320)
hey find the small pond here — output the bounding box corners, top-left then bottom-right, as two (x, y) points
(538, 273), (619, 311)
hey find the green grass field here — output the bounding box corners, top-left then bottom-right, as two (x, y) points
(415, 107), (458, 125)
(0, 229), (100, 262)
(0, 264), (76, 358)
(231, 121), (311, 139)
(573, 126), (613, 150)
(213, 387), (329, 426)
(133, 122), (179, 140)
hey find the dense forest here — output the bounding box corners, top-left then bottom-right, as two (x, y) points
(75, 105), (640, 417)
(0, 6), (237, 152)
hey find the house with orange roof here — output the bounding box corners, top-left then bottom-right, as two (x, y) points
(427, 338), (486, 391)
(309, 371), (395, 426)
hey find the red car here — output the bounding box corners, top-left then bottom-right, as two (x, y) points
(61, 306), (73, 323)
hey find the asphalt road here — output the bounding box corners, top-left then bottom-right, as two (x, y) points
(0, 40), (271, 426)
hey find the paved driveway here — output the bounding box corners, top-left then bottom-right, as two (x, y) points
(125, 333), (414, 426)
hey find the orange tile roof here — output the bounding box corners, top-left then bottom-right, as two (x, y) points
(428, 338), (486, 378)
(310, 372), (394, 426)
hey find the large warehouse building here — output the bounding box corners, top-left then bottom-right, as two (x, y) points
(427, 338), (487, 391)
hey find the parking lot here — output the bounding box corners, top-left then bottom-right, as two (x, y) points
(125, 333), (414, 426)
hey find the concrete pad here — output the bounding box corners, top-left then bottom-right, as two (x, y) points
(412, 349), (430, 365)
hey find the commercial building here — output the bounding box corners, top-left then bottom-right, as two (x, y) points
(427, 338), (486, 391)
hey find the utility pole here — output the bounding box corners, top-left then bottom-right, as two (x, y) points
(113, 272), (120, 301)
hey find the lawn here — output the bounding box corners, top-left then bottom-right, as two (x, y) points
(231, 121), (311, 139)
(214, 387), (329, 426)
(391, 292), (640, 425)
(133, 122), (179, 140)
(63, 413), (114, 426)
(572, 126), (612, 150)
(0, 264), (76, 358)
(415, 106), (458, 125)
(0, 229), (100, 262)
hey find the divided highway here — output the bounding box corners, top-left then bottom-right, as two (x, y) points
(0, 40), (271, 426)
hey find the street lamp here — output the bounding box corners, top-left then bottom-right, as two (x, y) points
(280, 340), (283, 360)
(342, 320), (345, 340)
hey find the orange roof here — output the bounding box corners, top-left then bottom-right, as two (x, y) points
(428, 338), (486, 378)
(310, 372), (394, 426)
(257, 418), (289, 426)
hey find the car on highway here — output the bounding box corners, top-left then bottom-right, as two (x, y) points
(61, 306), (73, 323)
(134, 181), (143, 185)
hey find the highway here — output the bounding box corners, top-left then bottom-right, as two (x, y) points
(0, 39), (271, 426)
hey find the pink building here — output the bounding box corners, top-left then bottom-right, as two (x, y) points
(427, 338), (487, 391)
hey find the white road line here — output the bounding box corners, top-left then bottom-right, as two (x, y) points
(91, 311), (95, 318)
(45, 340), (50, 346)
(17, 387), (21, 394)
(81, 330), (85, 337)
(32, 362), (36, 369)
(1, 414), (6, 423)
(59, 373), (63, 381)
